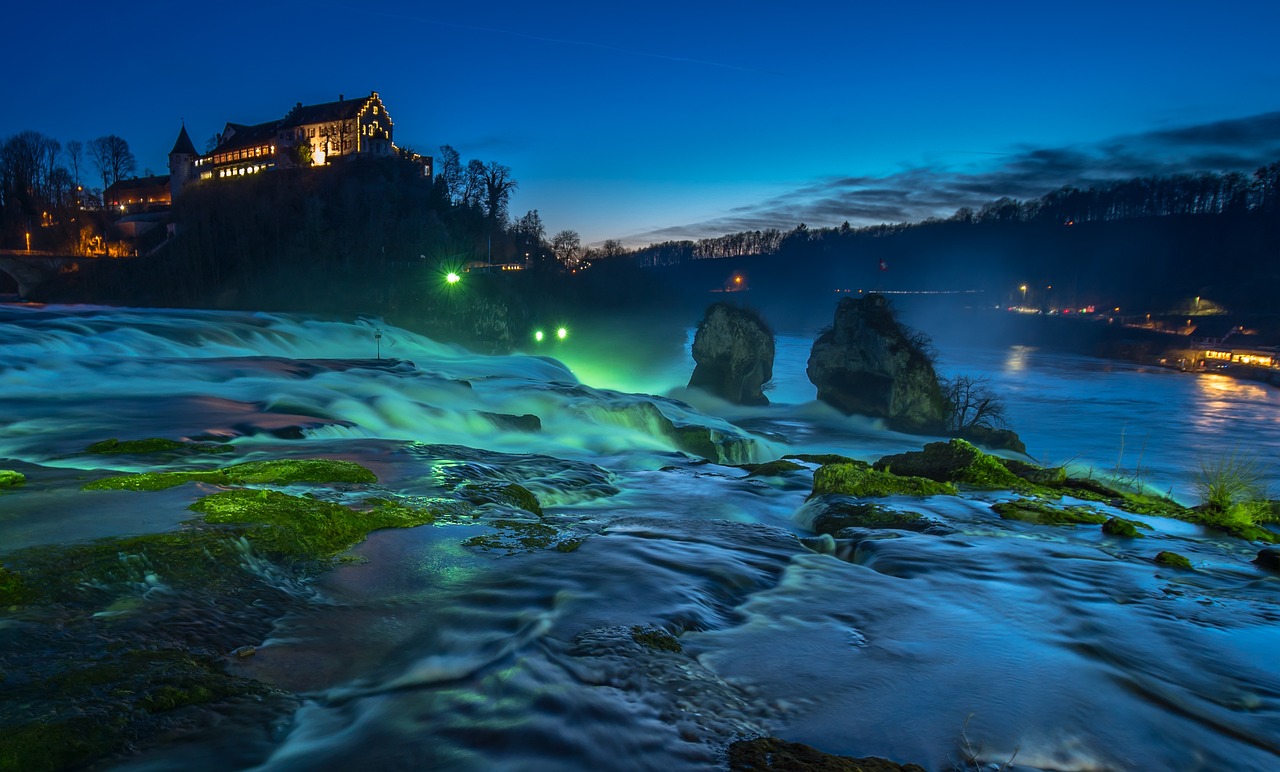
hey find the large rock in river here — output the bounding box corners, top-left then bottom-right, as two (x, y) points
(688, 303), (775, 406)
(806, 294), (947, 432)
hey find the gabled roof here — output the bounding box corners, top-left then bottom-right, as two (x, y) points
(279, 95), (372, 128)
(170, 125), (197, 156)
(210, 121), (279, 154)
(104, 175), (170, 194)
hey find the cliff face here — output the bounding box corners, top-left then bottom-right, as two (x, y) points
(806, 294), (947, 432)
(688, 303), (775, 406)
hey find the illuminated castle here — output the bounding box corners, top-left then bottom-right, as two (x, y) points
(105, 92), (428, 214)
(189, 91), (399, 183)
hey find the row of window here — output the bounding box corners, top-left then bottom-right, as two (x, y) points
(216, 163), (271, 178)
(197, 145), (275, 167)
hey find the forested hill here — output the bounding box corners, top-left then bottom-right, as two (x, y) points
(625, 163), (1280, 318)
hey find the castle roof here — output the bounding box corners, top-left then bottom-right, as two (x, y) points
(279, 94), (375, 128)
(210, 121), (279, 154)
(170, 125), (197, 156)
(104, 175), (171, 194)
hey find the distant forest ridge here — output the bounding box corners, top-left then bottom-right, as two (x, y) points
(627, 161), (1280, 266)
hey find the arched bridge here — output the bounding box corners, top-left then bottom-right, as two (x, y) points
(0, 252), (94, 298)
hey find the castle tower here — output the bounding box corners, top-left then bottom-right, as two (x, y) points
(168, 124), (197, 200)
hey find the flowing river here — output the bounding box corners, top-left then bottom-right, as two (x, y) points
(1, 304), (1278, 771)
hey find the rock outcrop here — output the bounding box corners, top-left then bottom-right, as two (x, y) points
(688, 303), (775, 406)
(806, 294), (947, 432)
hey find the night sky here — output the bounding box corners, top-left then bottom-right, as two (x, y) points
(7, 0), (1280, 245)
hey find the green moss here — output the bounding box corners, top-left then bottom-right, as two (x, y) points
(3, 529), (257, 606)
(812, 463), (957, 498)
(999, 459), (1067, 486)
(463, 518), (581, 554)
(874, 439), (1023, 489)
(1155, 551), (1193, 569)
(808, 500), (939, 534)
(0, 565), (29, 606)
(0, 470), (25, 488)
(222, 459), (377, 485)
(83, 458), (377, 492)
(629, 625), (682, 653)
(86, 438), (234, 455)
(0, 715), (123, 772)
(992, 500), (1108, 526)
(742, 460), (806, 477)
(1102, 516), (1146, 537)
(0, 649), (261, 772)
(84, 470), (230, 491)
(190, 489), (435, 562)
(460, 483), (542, 515)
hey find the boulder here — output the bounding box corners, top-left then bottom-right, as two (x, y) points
(806, 294), (947, 432)
(688, 303), (775, 406)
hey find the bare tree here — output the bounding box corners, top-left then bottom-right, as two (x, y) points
(462, 159), (485, 209)
(437, 144), (462, 204)
(481, 162), (517, 222)
(551, 229), (581, 266)
(88, 135), (136, 189)
(599, 239), (627, 258)
(64, 140), (84, 188)
(319, 120), (354, 160)
(943, 375), (1007, 432)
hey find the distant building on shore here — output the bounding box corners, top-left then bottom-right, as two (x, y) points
(106, 91), (431, 215)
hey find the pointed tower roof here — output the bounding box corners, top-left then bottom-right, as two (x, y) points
(170, 124), (197, 156)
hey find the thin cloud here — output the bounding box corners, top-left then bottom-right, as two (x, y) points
(625, 110), (1280, 246)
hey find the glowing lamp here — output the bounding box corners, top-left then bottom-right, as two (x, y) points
(534, 330), (544, 342)
(446, 272), (460, 284)
(557, 327), (568, 340)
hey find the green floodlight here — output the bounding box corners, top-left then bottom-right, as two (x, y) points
(446, 272), (461, 285)
(556, 327), (568, 341)
(534, 330), (544, 342)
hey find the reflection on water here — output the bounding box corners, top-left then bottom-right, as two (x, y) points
(1003, 344), (1036, 373)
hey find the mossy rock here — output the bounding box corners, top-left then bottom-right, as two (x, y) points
(2, 528), (262, 606)
(806, 497), (941, 534)
(0, 565), (29, 606)
(0, 714), (124, 772)
(999, 458), (1067, 486)
(86, 438), (234, 455)
(222, 459), (376, 485)
(459, 482), (542, 515)
(190, 489), (437, 562)
(629, 625), (682, 653)
(728, 737), (926, 772)
(992, 500), (1108, 526)
(1102, 516), (1145, 537)
(462, 518), (580, 554)
(1155, 551), (1193, 569)
(0, 648), (267, 772)
(783, 453), (858, 466)
(874, 439), (1023, 489)
(84, 458), (377, 492)
(741, 460), (806, 477)
(0, 470), (25, 488)
(84, 470), (231, 491)
(812, 463), (956, 499)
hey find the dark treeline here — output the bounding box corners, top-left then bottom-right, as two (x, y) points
(0, 130), (139, 251)
(629, 163), (1280, 267)
(610, 163), (1280, 323)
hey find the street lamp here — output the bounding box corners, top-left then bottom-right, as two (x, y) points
(1019, 284), (1027, 303)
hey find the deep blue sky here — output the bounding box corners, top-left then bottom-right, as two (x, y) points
(7, 1), (1280, 245)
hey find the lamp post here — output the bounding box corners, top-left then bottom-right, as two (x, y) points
(1019, 284), (1027, 304)
(25, 232), (31, 253)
